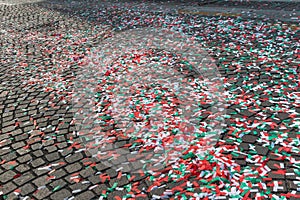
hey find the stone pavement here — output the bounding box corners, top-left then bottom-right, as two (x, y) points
(0, 0), (299, 199)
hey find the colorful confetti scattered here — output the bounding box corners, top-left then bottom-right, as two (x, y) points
(0, 0), (299, 199)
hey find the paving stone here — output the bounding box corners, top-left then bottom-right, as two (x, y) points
(33, 167), (50, 176)
(57, 142), (68, 149)
(50, 189), (72, 200)
(0, 170), (16, 183)
(43, 139), (55, 146)
(30, 143), (43, 151)
(266, 160), (281, 170)
(13, 172), (35, 186)
(239, 142), (249, 151)
(137, 181), (148, 193)
(32, 150), (44, 158)
(235, 159), (247, 166)
(65, 153), (83, 164)
(2, 125), (15, 134)
(45, 152), (60, 162)
(0, 148), (11, 156)
(3, 192), (19, 200)
(32, 175), (51, 187)
(261, 100), (274, 107)
(133, 157), (148, 169)
(287, 180), (299, 190)
(15, 164), (31, 173)
(49, 179), (67, 189)
(79, 167), (95, 178)
(23, 125), (36, 132)
(91, 184), (108, 195)
(45, 145), (58, 153)
(74, 190), (95, 200)
(30, 158), (46, 168)
(286, 168), (298, 180)
(50, 168), (67, 179)
(15, 133), (29, 141)
(33, 187), (51, 200)
(20, 183), (35, 196)
(1, 161), (20, 170)
(109, 176), (129, 187)
(2, 152), (17, 161)
(240, 109), (254, 117)
(107, 190), (127, 199)
(277, 112), (290, 120)
(268, 171), (285, 179)
(65, 162), (82, 174)
(106, 168), (118, 178)
(9, 129), (23, 136)
(56, 136), (66, 142)
(16, 148), (30, 156)
(69, 182), (90, 192)
(88, 175), (102, 185)
(11, 141), (25, 150)
(241, 134), (258, 143)
(255, 145), (269, 156)
(1, 181), (17, 194)
(95, 162), (110, 172)
(2, 116), (14, 124)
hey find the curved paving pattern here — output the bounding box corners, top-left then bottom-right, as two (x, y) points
(0, 0), (299, 199)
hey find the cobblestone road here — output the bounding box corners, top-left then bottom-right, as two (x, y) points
(0, 0), (299, 199)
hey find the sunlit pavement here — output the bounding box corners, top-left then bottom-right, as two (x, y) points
(0, 0), (299, 199)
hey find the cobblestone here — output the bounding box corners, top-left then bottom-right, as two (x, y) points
(50, 189), (72, 200)
(45, 152), (60, 162)
(20, 183), (36, 196)
(32, 175), (51, 187)
(65, 162), (82, 174)
(1, 182), (17, 195)
(30, 158), (46, 168)
(0, 0), (299, 199)
(65, 153), (83, 164)
(33, 187), (51, 200)
(13, 172), (35, 186)
(74, 191), (95, 200)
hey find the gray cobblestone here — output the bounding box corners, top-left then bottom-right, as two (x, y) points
(32, 150), (44, 158)
(33, 187), (51, 200)
(44, 145), (58, 153)
(9, 129), (23, 136)
(15, 133), (29, 141)
(1, 181), (17, 194)
(15, 164), (31, 173)
(2, 125), (15, 133)
(17, 154), (32, 163)
(32, 175), (51, 187)
(0, 148), (11, 156)
(2, 152), (17, 161)
(50, 189), (72, 200)
(45, 152), (60, 162)
(16, 148), (30, 156)
(12, 141), (26, 150)
(4, 192), (18, 200)
(65, 153), (83, 164)
(65, 162), (82, 174)
(30, 158), (46, 168)
(49, 179), (67, 189)
(79, 167), (95, 178)
(20, 183), (35, 196)
(13, 172), (35, 186)
(74, 191), (95, 200)
(50, 168), (67, 179)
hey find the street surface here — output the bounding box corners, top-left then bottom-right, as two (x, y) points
(0, 0), (299, 199)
